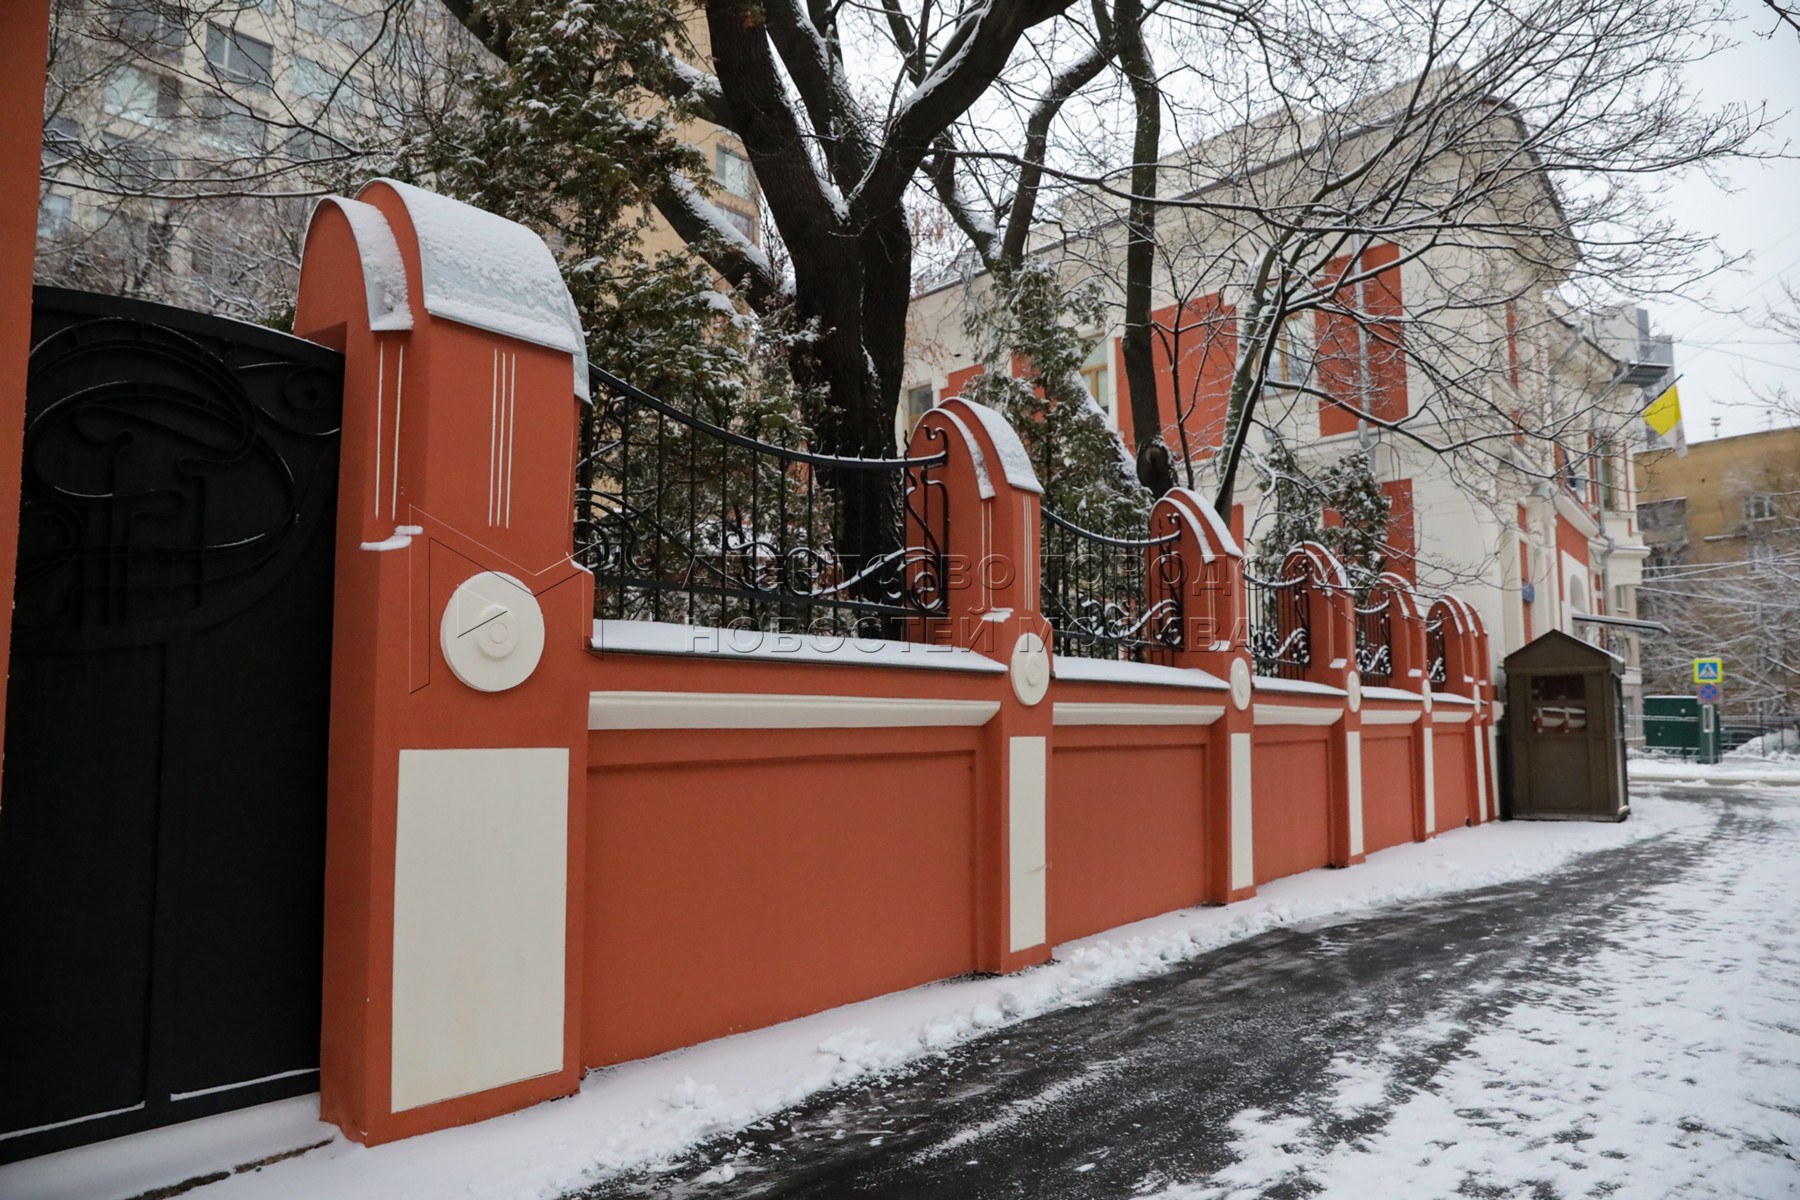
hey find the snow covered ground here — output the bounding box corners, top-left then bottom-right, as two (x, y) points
(0, 784), (1773, 1200)
(1163, 782), (1800, 1200)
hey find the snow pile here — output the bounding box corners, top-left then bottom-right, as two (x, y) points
(1157, 787), (1800, 1199)
(1727, 726), (1800, 758)
(1, 794), (1713, 1200)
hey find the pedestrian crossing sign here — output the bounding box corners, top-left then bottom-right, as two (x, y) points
(1693, 658), (1722, 684)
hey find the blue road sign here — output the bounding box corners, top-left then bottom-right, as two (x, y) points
(1698, 682), (1720, 704)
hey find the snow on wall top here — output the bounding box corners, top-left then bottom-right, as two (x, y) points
(364, 179), (590, 401)
(310, 197), (412, 332)
(947, 398), (1043, 495)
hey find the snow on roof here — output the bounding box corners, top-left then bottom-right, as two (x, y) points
(310, 197), (412, 332)
(364, 179), (590, 401)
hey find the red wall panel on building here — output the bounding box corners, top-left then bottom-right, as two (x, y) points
(1360, 728), (1417, 854)
(1252, 730), (1332, 884)
(583, 735), (979, 1069)
(1316, 243), (1407, 437)
(940, 364), (985, 402)
(1047, 740), (1208, 945)
(1433, 727), (1473, 830)
(1115, 296), (1237, 453)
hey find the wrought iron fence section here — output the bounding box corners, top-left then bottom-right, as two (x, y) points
(1039, 508), (1183, 661)
(1425, 615), (1448, 688)
(1354, 596), (1393, 684)
(1245, 570), (1312, 679)
(576, 366), (949, 638)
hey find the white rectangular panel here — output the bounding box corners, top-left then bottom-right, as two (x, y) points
(1421, 728), (1437, 835)
(392, 748), (568, 1112)
(1346, 730), (1365, 858)
(1008, 737), (1047, 952)
(1230, 732), (1254, 891)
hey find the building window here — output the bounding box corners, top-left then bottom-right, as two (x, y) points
(290, 55), (343, 106)
(41, 115), (80, 169)
(113, 0), (189, 62)
(904, 385), (933, 427)
(1744, 493), (1776, 523)
(721, 206), (757, 242)
(103, 65), (162, 123)
(199, 95), (266, 152)
(37, 193), (72, 240)
(296, 0), (365, 41)
(715, 145), (754, 199)
(205, 22), (273, 90)
(1749, 542), (1775, 573)
(1080, 364), (1109, 412)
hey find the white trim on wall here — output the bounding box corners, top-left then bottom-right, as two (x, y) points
(1052, 702), (1225, 726)
(587, 691), (1000, 730)
(1008, 737), (1048, 952)
(1230, 732), (1255, 890)
(1252, 704), (1342, 726)
(1360, 709), (1423, 725)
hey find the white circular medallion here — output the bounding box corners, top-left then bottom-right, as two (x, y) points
(1345, 670), (1362, 713)
(1229, 657), (1253, 711)
(1422, 686), (1434, 714)
(440, 571), (545, 692)
(1010, 631), (1050, 707)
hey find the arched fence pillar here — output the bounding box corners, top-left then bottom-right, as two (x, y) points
(1153, 489), (1256, 902)
(294, 181), (594, 1146)
(1280, 543), (1362, 867)
(909, 398), (1055, 972)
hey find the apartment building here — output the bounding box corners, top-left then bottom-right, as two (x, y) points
(1636, 423), (1800, 711)
(36, 0), (758, 320)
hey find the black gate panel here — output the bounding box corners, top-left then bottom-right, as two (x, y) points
(0, 287), (343, 1162)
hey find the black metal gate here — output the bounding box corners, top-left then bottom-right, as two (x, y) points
(0, 287), (342, 1162)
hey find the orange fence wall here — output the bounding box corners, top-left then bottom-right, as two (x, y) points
(1048, 729), (1210, 945)
(584, 724), (980, 1068)
(1433, 725), (1474, 831)
(1361, 727), (1420, 853)
(1251, 728), (1335, 885)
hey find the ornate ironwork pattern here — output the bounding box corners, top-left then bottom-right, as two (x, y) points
(17, 292), (342, 632)
(1354, 596), (1393, 684)
(576, 366), (949, 638)
(1425, 614), (1448, 688)
(1038, 508), (1183, 662)
(1245, 569), (1312, 679)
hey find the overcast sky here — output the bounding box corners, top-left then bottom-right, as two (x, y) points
(1653, 0), (1800, 441)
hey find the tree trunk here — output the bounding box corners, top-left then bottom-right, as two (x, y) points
(1117, 11), (1162, 490)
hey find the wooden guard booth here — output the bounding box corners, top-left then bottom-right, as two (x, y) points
(1500, 631), (1628, 821)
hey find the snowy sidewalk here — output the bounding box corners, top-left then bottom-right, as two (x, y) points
(0, 789), (1736, 1200)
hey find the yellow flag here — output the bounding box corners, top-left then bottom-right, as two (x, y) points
(1643, 384), (1681, 437)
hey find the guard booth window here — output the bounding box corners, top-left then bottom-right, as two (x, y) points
(1529, 673), (1587, 734)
